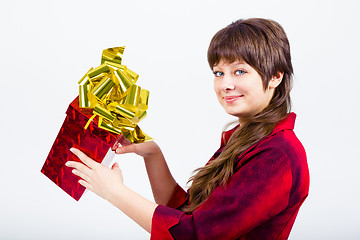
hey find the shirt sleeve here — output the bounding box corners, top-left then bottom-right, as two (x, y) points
(150, 148), (292, 240)
(166, 184), (187, 209)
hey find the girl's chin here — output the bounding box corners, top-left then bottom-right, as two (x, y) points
(224, 107), (245, 116)
(225, 111), (243, 118)
(225, 110), (251, 119)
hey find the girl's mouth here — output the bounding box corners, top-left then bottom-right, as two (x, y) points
(224, 95), (243, 103)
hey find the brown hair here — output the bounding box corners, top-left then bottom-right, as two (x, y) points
(185, 18), (293, 213)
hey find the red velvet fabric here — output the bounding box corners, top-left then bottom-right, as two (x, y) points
(151, 113), (309, 239)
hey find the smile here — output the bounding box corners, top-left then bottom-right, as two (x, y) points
(224, 95), (243, 103)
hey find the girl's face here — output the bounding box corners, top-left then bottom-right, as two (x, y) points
(213, 60), (281, 123)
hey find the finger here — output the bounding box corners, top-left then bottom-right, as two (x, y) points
(111, 135), (132, 150)
(78, 179), (93, 191)
(71, 168), (91, 182)
(111, 162), (123, 182)
(111, 162), (119, 170)
(70, 148), (98, 169)
(115, 144), (137, 154)
(66, 161), (93, 176)
(111, 162), (122, 174)
(118, 135), (132, 146)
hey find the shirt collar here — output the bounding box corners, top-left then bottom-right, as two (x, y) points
(272, 112), (296, 133)
(221, 112), (296, 147)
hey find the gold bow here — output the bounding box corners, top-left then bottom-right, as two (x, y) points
(78, 47), (151, 143)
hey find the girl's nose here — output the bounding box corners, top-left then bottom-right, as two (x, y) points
(222, 76), (235, 91)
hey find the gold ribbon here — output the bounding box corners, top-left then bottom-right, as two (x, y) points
(78, 47), (151, 143)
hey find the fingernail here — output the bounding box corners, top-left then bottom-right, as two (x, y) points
(70, 148), (74, 153)
(65, 162), (70, 166)
(116, 148), (121, 154)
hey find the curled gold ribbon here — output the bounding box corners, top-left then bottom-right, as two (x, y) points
(78, 47), (151, 143)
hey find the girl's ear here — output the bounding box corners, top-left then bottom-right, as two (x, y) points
(269, 71), (284, 89)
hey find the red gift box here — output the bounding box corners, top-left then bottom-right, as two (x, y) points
(41, 96), (118, 200)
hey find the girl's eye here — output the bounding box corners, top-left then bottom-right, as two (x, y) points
(235, 70), (246, 75)
(213, 71), (224, 77)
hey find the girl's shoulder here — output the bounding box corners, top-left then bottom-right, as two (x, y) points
(237, 112), (307, 169)
(261, 112), (305, 157)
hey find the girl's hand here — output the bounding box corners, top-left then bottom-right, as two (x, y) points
(114, 137), (162, 159)
(113, 136), (176, 205)
(66, 147), (157, 233)
(66, 147), (125, 201)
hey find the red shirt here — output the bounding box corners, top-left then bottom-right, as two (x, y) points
(151, 113), (309, 240)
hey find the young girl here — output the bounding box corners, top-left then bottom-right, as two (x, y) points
(66, 18), (310, 239)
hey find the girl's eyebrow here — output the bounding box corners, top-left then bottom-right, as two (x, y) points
(212, 65), (222, 70)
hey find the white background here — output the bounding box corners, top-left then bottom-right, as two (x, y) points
(1, 0), (359, 239)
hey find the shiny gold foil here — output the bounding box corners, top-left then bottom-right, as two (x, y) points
(78, 68), (93, 108)
(113, 117), (136, 128)
(101, 47), (125, 65)
(125, 85), (141, 106)
(108, 103), (136, 120)
(91, 76), (115, 100)
(138, 89), (149, 111)
(87, 64), (111, 79)
(98, 118), (123, 135)
(113, 68), (134, 96)
(78, 47), (151, 143)
(137, 110), (147, 121)
(104, 62), (139, 83)
(93, 105), (115, 122)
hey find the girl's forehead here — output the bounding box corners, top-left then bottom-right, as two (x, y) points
(214, 59), (248, 68)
